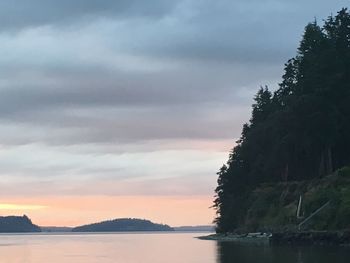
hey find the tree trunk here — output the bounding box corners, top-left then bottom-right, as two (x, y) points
(319, 147), (333, 177)
(326, 147), (333, 175)
(282, 163), (289, 181)
(319, 151), (325, 177)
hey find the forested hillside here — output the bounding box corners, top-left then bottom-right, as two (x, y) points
(0, 215), (41, 233)
(72, 218), (173, 232)
(214, 8), (350, 233)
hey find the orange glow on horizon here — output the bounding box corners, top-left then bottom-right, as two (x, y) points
(0, 195), (215, 227)
(0, 203), (47, 210)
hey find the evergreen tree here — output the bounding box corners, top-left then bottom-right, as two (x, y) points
(214, 8), (350, 233)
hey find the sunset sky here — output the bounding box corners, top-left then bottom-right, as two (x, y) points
(0, 0), (348, 227)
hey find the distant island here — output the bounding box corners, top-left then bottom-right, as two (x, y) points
(72, 218), (174, 232)
(40, 226), (73, 232)
(41, 223), (215, 233)
(0, 215), (41, 233)
(0, 216), (211, 233)
(173, 225), (215, 232)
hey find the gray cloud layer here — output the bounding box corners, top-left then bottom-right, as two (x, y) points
(0, 0), (176, 30)
(0, 0), (348, 196)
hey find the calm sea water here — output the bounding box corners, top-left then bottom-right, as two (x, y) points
(0, 232), (349, 263)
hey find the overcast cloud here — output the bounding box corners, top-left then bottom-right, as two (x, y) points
(0, 0), (348, 198)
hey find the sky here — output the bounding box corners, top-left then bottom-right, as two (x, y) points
(0, 0), (348, 227)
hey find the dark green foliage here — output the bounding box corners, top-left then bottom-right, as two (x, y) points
(337, 166), (350, 177)
(0, 215), (41, 233)
(222, 175), (350, 232)
(300, 175), (350, 230)
(72, 218), (173, 232)
(214, 8), (350, 233)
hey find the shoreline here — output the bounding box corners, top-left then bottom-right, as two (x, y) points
(198, 231), (350, 246)
(197, 233), (270, 244)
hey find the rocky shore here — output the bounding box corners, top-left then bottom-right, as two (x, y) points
(198, 231), (350, 246)
(197, 233), (270, 245)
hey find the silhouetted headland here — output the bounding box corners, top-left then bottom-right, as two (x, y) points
(210, 9), (350, 245)
(0, 215), (41, 233)
(72, 218), (174, 232)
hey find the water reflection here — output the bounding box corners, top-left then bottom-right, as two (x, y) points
(0, 233), (217, 263)
(0, 233), (350, 263)
(217, 241), (350, 263)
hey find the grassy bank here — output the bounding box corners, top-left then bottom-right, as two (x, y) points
(231, 166), (350, 233)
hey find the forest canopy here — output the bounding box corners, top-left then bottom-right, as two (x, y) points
(214, 8), (350, 233)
